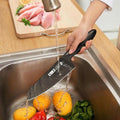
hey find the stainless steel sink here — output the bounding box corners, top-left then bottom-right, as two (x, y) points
(0, 45), (120, 120)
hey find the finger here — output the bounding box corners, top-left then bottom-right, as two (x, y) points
(69, 38), (80, 54)
(71, 57), (74, 61)
(78, 47), (86, 54)
(85, 40), (92, 49)
(66, 34), (75, 51)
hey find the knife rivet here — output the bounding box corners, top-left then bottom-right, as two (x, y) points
(60, 62), (63, 65)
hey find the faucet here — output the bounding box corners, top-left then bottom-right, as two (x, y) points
(42, 0), (61, 12)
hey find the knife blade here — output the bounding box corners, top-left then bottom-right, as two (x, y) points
(27, 29), (96, 100)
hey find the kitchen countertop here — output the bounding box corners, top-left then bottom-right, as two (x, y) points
(0, 0), (120, 80)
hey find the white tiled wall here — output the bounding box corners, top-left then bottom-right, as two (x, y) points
(76, 0), (120, 40)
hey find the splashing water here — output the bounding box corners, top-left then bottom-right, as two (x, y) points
(66, 74), (71, 91)
(25, 100), (29, 120)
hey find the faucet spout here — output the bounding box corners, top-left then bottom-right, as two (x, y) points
(42, 0), (61, 12)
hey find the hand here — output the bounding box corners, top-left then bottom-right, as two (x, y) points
(67, 22), (92, 54)
(67, 0), (107, 55)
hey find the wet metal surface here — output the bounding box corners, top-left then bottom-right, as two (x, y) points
(0, 45), (120, 120)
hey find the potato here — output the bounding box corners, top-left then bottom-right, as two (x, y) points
(53, 90), (72, 116)
(33, 93), (51, 111)
(13, 106), (36, 120)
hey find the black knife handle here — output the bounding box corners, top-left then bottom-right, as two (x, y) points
(64, 29), (96, 59)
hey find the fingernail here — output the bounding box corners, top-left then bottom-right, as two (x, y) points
(69, 49), (73, 54)
(87, 42), (90, 46)
(86, 41), (90, 46)
(86, 44), (90, 48)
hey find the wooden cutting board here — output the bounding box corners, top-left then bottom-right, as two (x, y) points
(8, 0), (83, 38)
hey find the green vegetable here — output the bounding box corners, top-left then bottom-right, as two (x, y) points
(16, 5), (24, 15)
(22, 18), (31, 26)
(66, 100), (94, 120)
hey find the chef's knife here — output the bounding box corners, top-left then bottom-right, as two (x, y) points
(27, 29), (96, 100)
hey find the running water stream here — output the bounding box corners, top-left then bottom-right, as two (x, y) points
(25, 100), (29, 120)
(66, 74), (71, 91)
(53, 11), (71, 90)
(53, 11), (60, 73)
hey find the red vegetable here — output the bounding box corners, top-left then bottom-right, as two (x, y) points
(30, 110), (46, 120)
(48, 117), (54, 120)
(48, 116), (65, 120)
(59, 118), (65, 120)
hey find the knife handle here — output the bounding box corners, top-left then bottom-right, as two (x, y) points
(64, 29), (96, 59)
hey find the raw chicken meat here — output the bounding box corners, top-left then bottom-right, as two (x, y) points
(56, 8), (60, 14)
(19, 2), (43, 14)
(17, 2), (60, 29)
(19, 4), (38, 14)
(56, 12), (61, 21)
(41, 12), (54, 29)
(30, 13), (43, 26)
(17, 7), (44, 21)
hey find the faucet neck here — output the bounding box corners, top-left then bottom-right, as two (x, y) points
(42, 0), (61, 12)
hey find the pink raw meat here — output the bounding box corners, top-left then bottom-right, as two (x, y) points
(19, 2), (44, 14)
(56, 13), (61, 21)
(19, 4), (38, 14)
(17, 2), (60, 28)
(55, 9), (61, 21)
(56, 8), (60, 14)
(41, 12), (54, 29)
(17, 7), (44, 21)
(36, 2), (44, 8)
(30, 13), (43, 26)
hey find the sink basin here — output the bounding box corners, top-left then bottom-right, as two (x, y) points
(0, 45), (120, 120)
